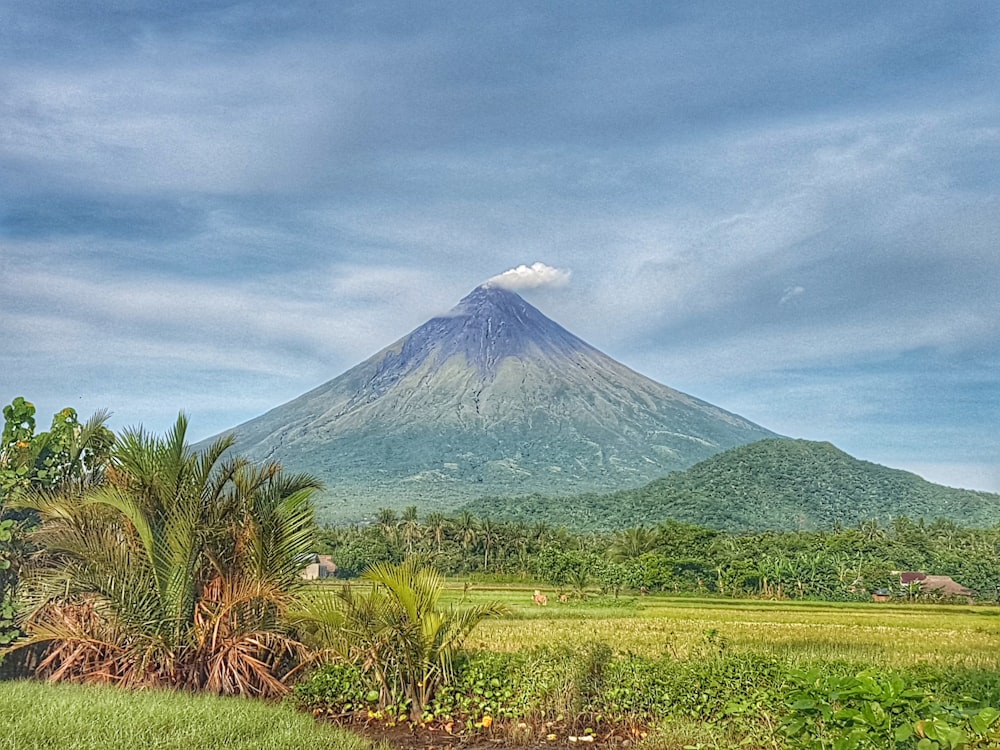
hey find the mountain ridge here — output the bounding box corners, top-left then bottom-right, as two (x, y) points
(461, 438), (1000, 532)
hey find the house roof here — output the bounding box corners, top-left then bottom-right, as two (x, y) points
(899, 571), (973, 596)
(922, 575), (973, 596)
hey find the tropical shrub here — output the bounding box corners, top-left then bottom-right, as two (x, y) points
(0, 519), (16, 647)
(293, 558), (508, 721)
(9, 415), (320, 696)
(0, 397), (114, 500)
(296, 637), (791, 744)
(782, 668), (1000, 749)
(1, 397), (115, 655)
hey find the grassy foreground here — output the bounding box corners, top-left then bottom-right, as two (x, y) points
(0, 680), (382, 750)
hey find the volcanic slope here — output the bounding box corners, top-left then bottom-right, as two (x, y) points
(215, 285), (777, 521)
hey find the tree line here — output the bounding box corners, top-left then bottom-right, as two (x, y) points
(318, 506), (1000, 600)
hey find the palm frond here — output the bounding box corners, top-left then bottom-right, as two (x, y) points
(15, 415), (320, 697)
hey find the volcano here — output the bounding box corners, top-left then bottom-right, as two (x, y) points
(215, 285), (777, 521)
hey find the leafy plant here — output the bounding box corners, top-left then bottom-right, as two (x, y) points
(1, 397), (116, 653)
(0, 519), (16, 646)
(9, 414), (320, 696)
(782, 668), (1000, 749)
(294, 558), (508, 722)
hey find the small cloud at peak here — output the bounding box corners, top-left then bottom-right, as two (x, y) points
(780, 286), (805, 305)
(485, 262), (571, 291)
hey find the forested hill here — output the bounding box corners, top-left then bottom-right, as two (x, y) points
(463, 439), (1000, 532)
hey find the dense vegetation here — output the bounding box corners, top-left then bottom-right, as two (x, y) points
(317, 506), (1000, 601)
(0, 397), (115, 650)
(461, 439), (1000, 532)
(292, 558), (509, 722)
(297, 649), (1000, 748)
(6, 396), (1000, 749)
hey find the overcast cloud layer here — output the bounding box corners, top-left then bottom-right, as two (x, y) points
(2, 1), (998, 493)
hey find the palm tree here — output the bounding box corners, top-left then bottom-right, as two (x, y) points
(295, 558), (508, 721)
(858, 518), (887, 545)
(375, 507), (400, 546)
(531, 521), (552, 546)
(11, 414), (320, 696)
(611, 526), (654, 562)
(454, 510), (478, 558)
(479, 517), (500, 571)
(400, 506), (421, 555)
(425, 512), (448, 554)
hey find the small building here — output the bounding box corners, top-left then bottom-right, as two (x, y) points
(898, 571), (974, 600)
(299, 553), (337, 580)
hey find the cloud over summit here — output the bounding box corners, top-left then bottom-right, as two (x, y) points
(485, 263), (571, 291)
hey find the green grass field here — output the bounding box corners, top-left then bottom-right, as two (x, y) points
(304, 579), (1000, 670)
(0, 680), (384, 750)
(421, 583), (1000, 670)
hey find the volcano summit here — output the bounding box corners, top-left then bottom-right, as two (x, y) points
(215, 285), (776, 520)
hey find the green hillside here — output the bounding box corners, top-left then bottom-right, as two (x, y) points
(463, 439), (1000, 532)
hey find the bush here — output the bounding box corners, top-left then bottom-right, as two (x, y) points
(294, 639), (789, 742)
(292, 643), (1000, 747)
(782, 668), (1000, 749)
(293, 662), (373, 714)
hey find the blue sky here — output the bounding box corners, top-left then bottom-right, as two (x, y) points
(2, 1), (998, 492)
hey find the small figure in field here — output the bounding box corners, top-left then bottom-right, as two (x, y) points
(532, 590), (548, 606)
(559, 593), (569, 603)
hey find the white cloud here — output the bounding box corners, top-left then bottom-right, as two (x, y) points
(485, 262), (571, 290)
(779, 286), (805, 304)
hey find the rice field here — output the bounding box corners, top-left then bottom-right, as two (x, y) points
(427, 584), (1000, 670)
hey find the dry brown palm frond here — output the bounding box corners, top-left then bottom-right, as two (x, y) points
(18, 599), (129, 684)
(199, 629), (305, 697)
(188, 575), (304, 696)
(194, 576), (291, 640)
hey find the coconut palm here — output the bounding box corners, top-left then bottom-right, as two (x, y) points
(425, 512), (448, 554)
(454, 510), (478, 557)
(478, 516), (500, 571)
(10, 414), (320, 697)
(610, 526), (655, 562)
(375, 507), (399, 545)
(399, 506), (421, 555)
